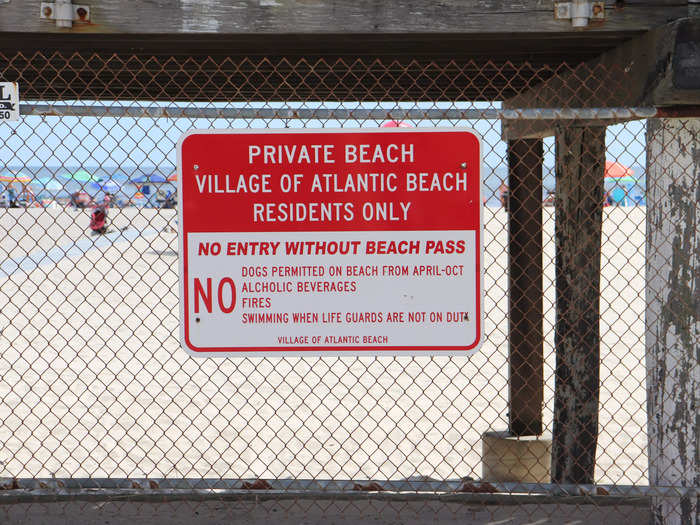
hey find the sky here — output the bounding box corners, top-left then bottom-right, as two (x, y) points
(0, 100), (647, 174)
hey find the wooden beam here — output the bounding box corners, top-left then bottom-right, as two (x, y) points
(551, 125), (604, 485)
(645, 117), (699, 525)
(507, 139), (544, 437)
(0, 1), (689, 35)
(0, 52), (575, 102)
(503, 17), (700, 139)
(0, 30), (646, 62)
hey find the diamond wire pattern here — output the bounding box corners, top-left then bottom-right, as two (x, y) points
(0, 52), (690, 521)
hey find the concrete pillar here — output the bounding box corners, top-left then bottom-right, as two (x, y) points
(482, 430), (552, 483)
(646, 118), (699, 525)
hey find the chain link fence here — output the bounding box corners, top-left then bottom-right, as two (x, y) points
(0, 53), (695, 522)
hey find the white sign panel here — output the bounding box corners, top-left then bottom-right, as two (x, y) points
(178, 128), (483, 357)
(0, 83), (19, 121)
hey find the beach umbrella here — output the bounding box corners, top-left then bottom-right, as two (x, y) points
(87, 179), (121, 194)
(113, 173), (130, 183)
(0, 173), (32, 184)
(167, 173), (177, 182)
(34, 177), (65, 193)
(131, 191), (147, 206)
(605, 161), (637, 185)
(131, 173), (167, 184)
(605, 161), (635, 179)
(98, 173), (130, 184)
(607, 175), (637, 185)
(381, 120), (412, 128)
(59, 168), (100, 182)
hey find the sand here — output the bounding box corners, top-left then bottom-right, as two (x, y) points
(0, 206), (647, 485)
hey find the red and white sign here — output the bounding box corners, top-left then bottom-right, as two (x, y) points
(178, 128), (483, 357)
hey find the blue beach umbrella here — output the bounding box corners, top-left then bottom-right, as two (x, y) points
(87, 179), (121, 194)
(107, 173), (130, 184)
(34, 177), (65, 193)
(130, 173), (167, 184)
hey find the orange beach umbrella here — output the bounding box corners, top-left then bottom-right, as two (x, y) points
(0, 173), (32, 184)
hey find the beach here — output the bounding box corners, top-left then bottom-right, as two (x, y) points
(0, 206), (647, 485)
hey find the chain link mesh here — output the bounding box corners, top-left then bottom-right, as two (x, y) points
(0, 53), (696, 522)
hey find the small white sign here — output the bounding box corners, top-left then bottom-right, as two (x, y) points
(0, 82), (19, 121)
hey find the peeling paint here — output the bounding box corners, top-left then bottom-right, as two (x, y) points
(646, 118), (699, 525)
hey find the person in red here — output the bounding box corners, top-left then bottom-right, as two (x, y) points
(89, 194), (112, 235)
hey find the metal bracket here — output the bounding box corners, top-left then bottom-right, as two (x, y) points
(40, 2), (90, 28)
(554, 1), (605, 27)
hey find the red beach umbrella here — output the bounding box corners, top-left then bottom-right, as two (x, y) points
(604, 161), (634, 179)
(381, 120), (412, 128)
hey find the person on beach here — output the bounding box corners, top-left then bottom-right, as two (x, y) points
(498, 183), (509, 211)
(604, 190), (614, 207)
(7, 187), (19, 208)
(89, 194), (112, 235)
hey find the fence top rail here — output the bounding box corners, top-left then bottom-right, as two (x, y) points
(16, 103), (671, 121)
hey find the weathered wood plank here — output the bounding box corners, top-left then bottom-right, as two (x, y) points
(551, 125), (604, 485)
(508, 138), (544, 437)
(0, 0), (690, 34)
(646, 117), (699, 525)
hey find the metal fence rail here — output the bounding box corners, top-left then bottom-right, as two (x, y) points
(19, 103), (661, 121)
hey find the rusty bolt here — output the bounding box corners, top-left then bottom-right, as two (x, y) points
(76, 7), (87, 21)
(43, 6), (53, 17)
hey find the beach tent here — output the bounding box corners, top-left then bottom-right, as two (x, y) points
(130, 173), (170, 206)
(604, 161), (637, 206)
(0, 173), (37, 206)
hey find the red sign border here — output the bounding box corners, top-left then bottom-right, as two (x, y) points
(178, 128), (484, 358)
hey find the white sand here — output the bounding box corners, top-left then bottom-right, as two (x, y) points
(0, 207), (647, 485)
